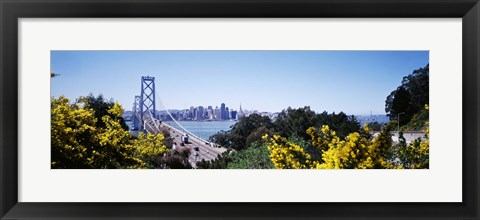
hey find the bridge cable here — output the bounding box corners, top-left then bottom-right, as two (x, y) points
(155, 97), (211, 144)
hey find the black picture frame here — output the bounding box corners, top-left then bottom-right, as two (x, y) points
(1, 0), (479, 219)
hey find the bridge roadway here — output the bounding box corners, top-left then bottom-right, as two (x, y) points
(138, 112), (228, 167)
(157, 122), (228, 167)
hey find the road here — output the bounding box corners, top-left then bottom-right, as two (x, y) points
(371, 131), (427, 144)
(159, 123), (228, 167)
(137, 113), (229, 167)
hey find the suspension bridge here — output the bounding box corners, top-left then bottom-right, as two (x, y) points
(130, 76), (228, 167)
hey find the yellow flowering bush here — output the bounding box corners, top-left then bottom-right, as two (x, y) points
(263, 134), (318, 169)
(51, 96), (169, 169)
(393, 105), (429, 169)
(51, 96), (98, 168)
(395, 121), (429, 169)
(309, 125), (396, 169)
(318, 132), (370, 169)
(133, 133), (170, 168)
(264, 123), (428, 169)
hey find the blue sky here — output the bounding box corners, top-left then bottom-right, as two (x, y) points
(50, 51), (428, 115)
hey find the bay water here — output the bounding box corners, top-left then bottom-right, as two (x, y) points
(165, 120), (237, 140)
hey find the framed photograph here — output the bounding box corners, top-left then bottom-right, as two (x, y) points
(1, 0), (479, 219)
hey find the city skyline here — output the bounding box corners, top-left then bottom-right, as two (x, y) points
(152, 102), (241, 121)
(51, 50), (429, 115)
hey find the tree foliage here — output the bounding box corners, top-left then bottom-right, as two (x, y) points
(245, 126), (276, 150)
(79, 94), (129, 131)
(161, 147), (193, 169)
(196, 152), (233, 169)
(315, 111), (361, 138)
(393, 121), (429, 168)
(209, 114), (273, 150)
(264, 122), (428, 169)
(264, 134), (317, 169)
(274, 107), (361, 140)
(52, 96), (138, 168)
(385, 64), (429, 127)
(366, 122), (384, 131)
(402, 105), (429, 131)
(206, 107), (363, 169)
(226, 143), (274, 169)
(210, 107), (360, 153)
(273, 106), (318, 140)
(51, 96), (171, 169)
(133, 133), (170, 168)
(196, 143), (273, 169)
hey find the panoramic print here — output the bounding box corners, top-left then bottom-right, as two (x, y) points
(51, 51), (429, 169)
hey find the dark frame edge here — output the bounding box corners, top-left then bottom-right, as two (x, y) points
(0, 0), (479, 18)
(463, 2), (480, 220)
(1, 0), (19, 219)
(0, 0), (4, 219)
(1, 0), (479, 220)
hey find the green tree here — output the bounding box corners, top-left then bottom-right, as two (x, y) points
(161, 147), (192, 169)
(51, 96), (143, 168)
(196, 152), (233, 169)
(385, 64), (429, 127)
(274, 107), (361, 140)
(264, 120), (429, 169)
(274, 106), (317, 140)
(51, 96), (169, 169)
(245, 126), (276, 150)
(196, 143), (274, 169)
(265, 125), (397, 169)
(315, 111), (361, 138)
(227, 143), (274, 169)
(366, 122), (384, 131)
(210, 113), (273, 150)
(393, 114), (429, 169)
(402, 106), (429, 131)
(79, 94), (129, 131)
(51, 96), (99, 168)
(133, 133), (170, 168)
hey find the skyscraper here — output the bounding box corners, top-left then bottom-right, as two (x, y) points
(189, 106), (195, 119)
(239, 103), (244, 117)
(197, 106), (204, 121)
(207, 106), (213, 120)
(207, 108), (214, 120)
(214, 106), (221, 120)
(231, 110), (237, 120)
(220, 103), (226, 120)
(226, 107), (230, 120)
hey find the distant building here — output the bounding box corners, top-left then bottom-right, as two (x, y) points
(214, 106), (221, 120)
(239, 103), (244, 117)
(177, 112), (184, 120)
(207, 109), (214, 120)
(189, 106), (195, 119)
(226, 107), (230, 120)
(231, 110), (237, 120)
(161, 114), (173, 121)
(197, 106), (204, 121)
(220, 103), (226, 120)
(183, 110), (190, 120)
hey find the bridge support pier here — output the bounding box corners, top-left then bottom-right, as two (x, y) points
(141, 76), (156, 122)
(132, 95), (141, 130)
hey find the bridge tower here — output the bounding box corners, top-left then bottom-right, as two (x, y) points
(140, 76), (156, 128)
(132, 95), (141, 130)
